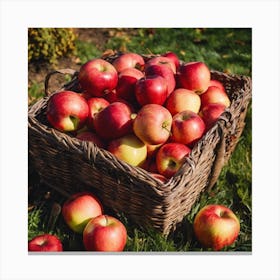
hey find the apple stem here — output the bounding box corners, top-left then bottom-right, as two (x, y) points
(162, 121), (171, 135)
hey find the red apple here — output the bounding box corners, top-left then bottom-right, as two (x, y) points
(78, 58), (118, 97)
(115, 68), (144, 105)
(94, 101), (134, 140)
(141, 156), (159, 173)
(150, 173), (168, 183)
(199, 103), (226, 130)
(145, 64), (176, 96)
(112, 53), (145, 72)
(156, 142), (191, 178)
(171, 110), (206, 146)
(133, 104), (172, 145)
(178, 61), (211, 94)
(107, 134), (147, 167)
(209, 79), (226, 92)
(62, 192), (103, 234)
(135, 75), (168, 106)
(83, 215), (127, 251)
(146, 143), (162, 158)
(165, 88), (201, 115)
(76, 131), (105, 149)
(28, 234), (63, 252)
(46, 91), (89, 132)
(87, 97), (110, 130)
(193, 204), (240, 251)
(145, 56), (176, 74)
(162, 51), (180, 69)
(200, 86), (231, 108)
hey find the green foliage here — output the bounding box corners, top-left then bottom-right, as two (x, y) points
(28, 28), (77, 65)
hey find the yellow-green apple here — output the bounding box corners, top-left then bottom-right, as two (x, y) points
(133, 104), (172, 145)
(112, 52), (145, 72)
(78, 58), (118, 97)
(107, 134), (147, 167)
(178, 61), (211, 94)
(193, 204), (240, 251)
(162, 51), (180, 70)
(76, 131), (106, 149)
(115, 68), (144, 105)
(165, 88), (201, 115)
(87, 97), (110, 130)
(171, 110), (205, 146)
(156, 142), (191, 178)
(200, 86), (231, 108)
(135, 75), (168, 106)
(145, 64), (176, 96)
(209, 79), (226, 92)
(83, 215), (127, 251)
(62, 192), (103, 234)
(46, 91), (89, 132)
(199, 103), (226, 130)
(28, 234), (63, 252)
(94, 101), (134, 140)
(145, 56), (176, 74)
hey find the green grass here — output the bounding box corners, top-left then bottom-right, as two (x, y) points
(28, 28), (252, 252)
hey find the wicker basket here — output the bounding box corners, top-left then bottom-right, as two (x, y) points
(28, 55), (252, 235)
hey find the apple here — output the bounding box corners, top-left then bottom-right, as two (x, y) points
(76, 131), (105, 149)
(62, 192), (103, 234)
(83, 215), (127, 251)
(107, 134), (147, 167)
(156, 142), (191, 178)
(115, 68), (144, 104)
(165, 88), (201, 115)
(135, 75), (168, 106)
(94, 101), (134, 140)
(133, 104), (172, 145)
(28, 234), (63, 252)
(171, 110), (206, 146)
(150, 173), (168, 183)
(199, 103), (226, 130)
(46, 91), (89, 132)
(145, 56), (176, 74)
(141, 156), (159, 173)
(200, 86), (231, 108)
(193, 204), (240, 251)
(78, 58), (118, 97)
(112, 52), (145, 72)
(162, 51), (180, 69)
(145, 64), (176, 96)
(178, 61), (211, 94)
(209, 79), (226, 92)
(146, 143), (162, 158)
(87, 97), (110, 130)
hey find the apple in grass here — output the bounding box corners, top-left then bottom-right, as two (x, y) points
(193, 204), (240, 251)
(87, 97), (110, 130)
(112, 52), (145, 72)
(171, 110), (206, 147)
(78, 58), (118, 97)
(107, 134), (147, 167)
(46, 91), (89, 132)
(145, 64), (176, 96)
(115, 68), (144, 105)
(94, 101), (134, 141)
(165, 88), (201, 115)
(199, 103), (226, 130)
(145, 56), (177, 74)
(178, 61), (211, 94)
(200, 86), (231, 108)
(28, 234), (63, 252)
(133, 104), (172, 145)
(83, 215), (127, 251)
(135, 75), (168, 106)
(62, 192), (103, 234)
(156, 142), (191, 178)
(76, 131), (106, 149)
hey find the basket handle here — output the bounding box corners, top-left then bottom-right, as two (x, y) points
(44, 68), (78, 96)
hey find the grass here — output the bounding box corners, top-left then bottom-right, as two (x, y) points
(28, 28), (252, 252)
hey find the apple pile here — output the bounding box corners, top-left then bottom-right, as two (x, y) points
(46, 51), (231, 180)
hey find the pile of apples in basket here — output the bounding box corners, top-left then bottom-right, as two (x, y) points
(29, 52), (240, 252)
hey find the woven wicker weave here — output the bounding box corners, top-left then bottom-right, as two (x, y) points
(28, 55), (252, 235)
